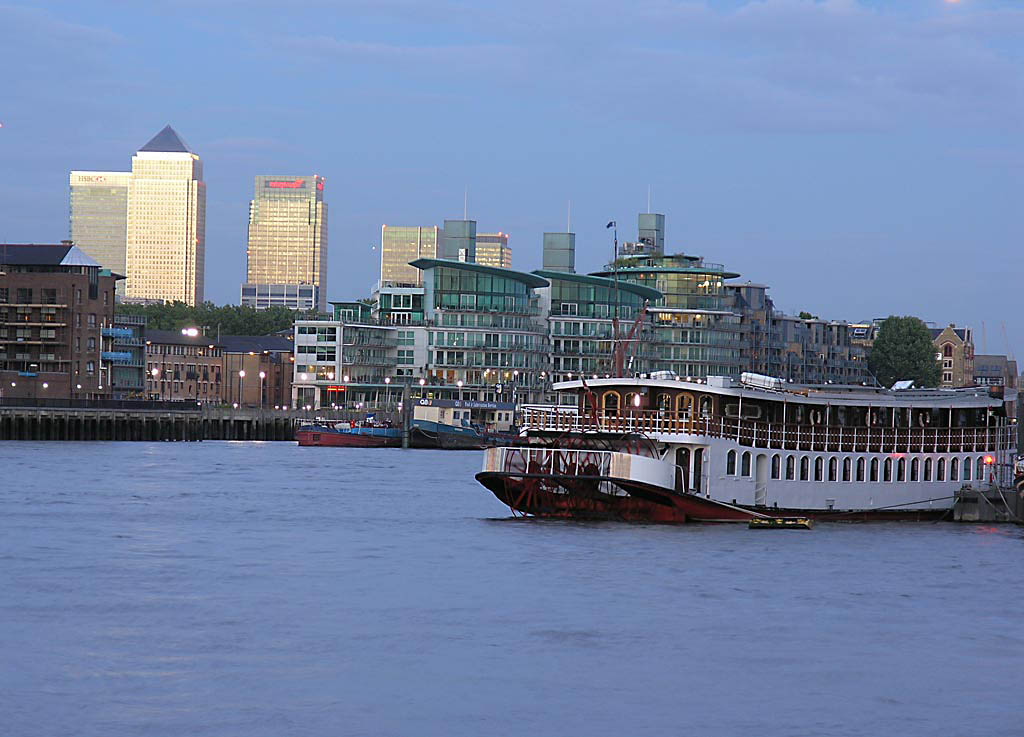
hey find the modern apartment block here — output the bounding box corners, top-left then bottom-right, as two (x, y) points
(0, 243), (119, 399)
(475, 232), (512, 268)
(241, 175), (327, 312)
(291, 319), (396, 409)
(292, 212), (874, 410)
(595, 252), (746, 379)
(380, 225), (440, 287)
(125, 126), (206, 305)
(68, 171), (131, 295)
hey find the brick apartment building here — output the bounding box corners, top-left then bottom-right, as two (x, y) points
(0, 243), (118, 399)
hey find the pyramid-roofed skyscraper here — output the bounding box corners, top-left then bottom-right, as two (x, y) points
(124, 125), (206, 305)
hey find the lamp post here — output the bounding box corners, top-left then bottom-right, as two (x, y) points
(418, 377), (426, 398)
(150, 367), (159, 401)
(384, 376), (391, 408)
(456, 379), (463, 403)
(259, 370), (266, 410)
(238, 370), (246, 407)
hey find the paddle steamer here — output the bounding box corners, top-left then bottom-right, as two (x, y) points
(476, 373), (1017, 522)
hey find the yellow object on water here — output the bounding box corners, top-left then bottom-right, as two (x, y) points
(748, 517), (813, 530)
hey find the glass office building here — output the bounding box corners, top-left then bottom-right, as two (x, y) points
(125, 125), (206, 305)
(475, 232), (512, 268)
(242, 175), (327, 312)
(380, 225), (439, 287)
(69, 171), (131, 295)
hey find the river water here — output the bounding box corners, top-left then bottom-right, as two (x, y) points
(1, 441), (1022, 736)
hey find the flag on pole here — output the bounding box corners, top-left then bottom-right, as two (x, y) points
(606, 221), (616, 229)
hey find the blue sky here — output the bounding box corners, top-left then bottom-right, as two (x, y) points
(1, 0), (1021, 354)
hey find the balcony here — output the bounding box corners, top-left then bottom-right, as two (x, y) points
(102, 327), (133, 339)
(101, 351), (134, 364)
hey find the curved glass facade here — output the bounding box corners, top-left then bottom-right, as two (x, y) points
(595, 254), (743, 378)
(418, 261), (548, 398)
(538, 270), (660, 384)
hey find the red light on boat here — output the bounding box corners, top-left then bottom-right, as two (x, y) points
(984, 455), (995, 465)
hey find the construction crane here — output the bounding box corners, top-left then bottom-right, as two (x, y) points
(613, 300), (649, 377)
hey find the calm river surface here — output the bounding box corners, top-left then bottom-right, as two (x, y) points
(2, 441), (1022, 736)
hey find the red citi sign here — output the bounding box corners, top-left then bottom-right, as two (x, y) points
(267, 178), (306, 189)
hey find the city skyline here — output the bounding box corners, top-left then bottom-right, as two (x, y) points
(1, 0), (1021, 352)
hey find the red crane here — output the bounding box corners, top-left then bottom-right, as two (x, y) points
(612, 300), (649, 377)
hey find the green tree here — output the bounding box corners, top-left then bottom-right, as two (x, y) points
(798, 311), (819, 320)
(868, 316), (941, 388)
(116, 302), (319, 336)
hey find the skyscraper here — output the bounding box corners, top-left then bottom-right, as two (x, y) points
(475, 232), (512, 268)
(124, 125), (206, 305)
(543, 232), (576, 273)
(380, 225), (439, 286)
(241, 175), (327, 312)
(440, 219), (476, 262)
(68, 171), (131, 294)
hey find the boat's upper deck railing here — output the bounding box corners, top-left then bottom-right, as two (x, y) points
(520, 407), (1015, 455)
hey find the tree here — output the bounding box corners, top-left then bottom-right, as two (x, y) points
(115, 301), (317, 336)
(868, 316), (941, 388)
(798, 311), (819, 320)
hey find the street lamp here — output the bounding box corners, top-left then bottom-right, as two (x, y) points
(150, 367), (160, 401)
(457, 379), (463, 403)
(259, 370), (266, 410)
(418, 377), (426, 398)
(238, 370), (245, 406)
(384, 376), (391, 408)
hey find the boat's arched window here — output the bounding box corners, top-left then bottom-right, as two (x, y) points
(842, 457), (851, 482)
(937, 458), (946, 481)
(658, 393), (672, 412)
(602, 391), (620, 412)
(726, 449), (737, 475)
(814, 457), (824, 481)
(624, 392), (640, 410)
(741, 451), (751, 477)
(771, 454), (781, 480)
(977, 456), (985, 482)
(828, 457), (838, 482)
(911, 457), (920, 482)
(856, 457), (865, 482)
(924, 458), (932, 482)
(963, 457), (972, 481)
(800, 456), (809, 481)
(950, 457), (959, 481)
(897, 457), (906, 482)
(699, 396), (712, 417)
(870, 458), (879, 482)
(785, 455), (795, 480)
(883, 458), (892, 482)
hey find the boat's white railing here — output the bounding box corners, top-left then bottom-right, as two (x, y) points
(520, 407), (1016, 455)
(483, 446), (613, 477)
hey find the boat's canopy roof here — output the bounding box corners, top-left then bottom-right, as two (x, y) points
(552, 376), (1009, 409)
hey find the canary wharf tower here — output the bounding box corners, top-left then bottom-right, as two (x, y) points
(124, 125), (206, 305)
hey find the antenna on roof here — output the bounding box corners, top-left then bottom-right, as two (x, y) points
(463, 186), (468, 220)
(647, 184), (651, 214)
(567, 200), (571, 232)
